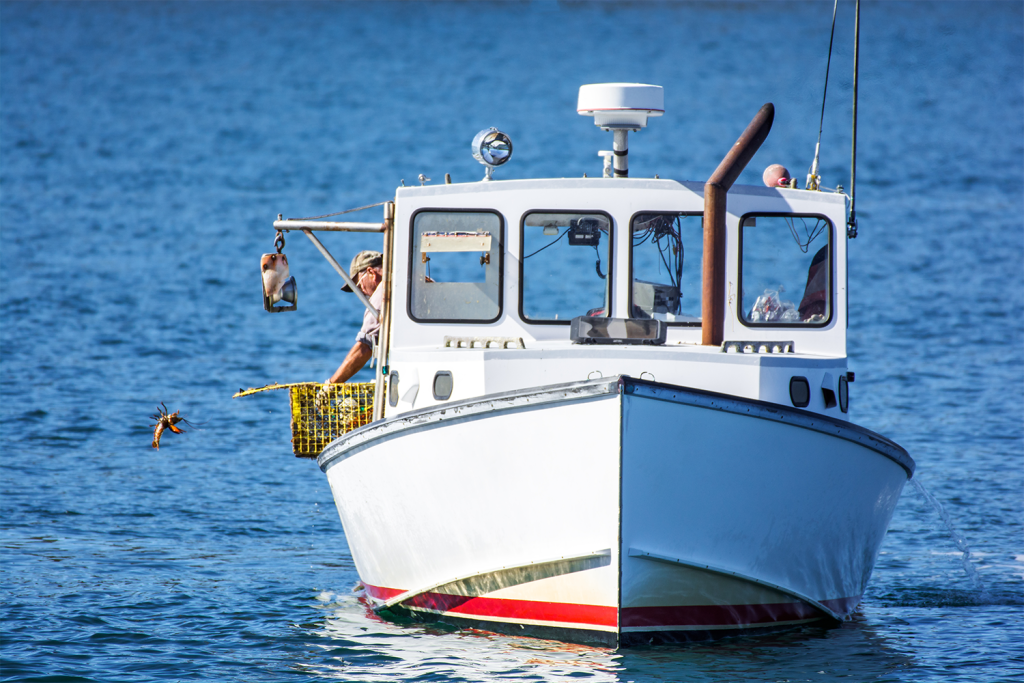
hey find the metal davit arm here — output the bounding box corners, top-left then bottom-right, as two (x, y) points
(273, 209), (389, 321)
(274, 219), (385, 232)
(298, 228), (379, 321)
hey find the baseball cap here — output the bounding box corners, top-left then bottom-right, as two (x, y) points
(341, 250), (383, 292)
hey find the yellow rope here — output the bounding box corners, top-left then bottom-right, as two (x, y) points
(233, 382), (310, 398)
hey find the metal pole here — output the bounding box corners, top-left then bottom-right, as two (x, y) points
(300, 229), (379, 321)
(373, 202), (395, 421)
(613, 129), (629, 178)
(849, 0), (860, 238)
(702, 103), (775, 346)
(274, 219), (385, 232)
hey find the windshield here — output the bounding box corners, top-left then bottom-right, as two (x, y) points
(739, 213), (832, 326)
(520, 211), (613, 323)
(630, 212), (703, 324)
(409, 210), (503, 322)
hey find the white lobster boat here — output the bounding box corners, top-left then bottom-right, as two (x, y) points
(271, 83), (914, 646)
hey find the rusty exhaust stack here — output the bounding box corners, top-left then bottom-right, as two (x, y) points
(702, 103), (775, 346)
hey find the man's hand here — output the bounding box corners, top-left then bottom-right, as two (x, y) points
(328, 342), (374, 385)
(313, 380), (333, 413)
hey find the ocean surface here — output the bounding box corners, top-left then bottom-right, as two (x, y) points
(2, 1), (1022, 681)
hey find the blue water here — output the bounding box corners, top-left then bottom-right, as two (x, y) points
(2, 1), (1021, 681)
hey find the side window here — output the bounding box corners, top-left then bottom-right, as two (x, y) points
(409, 210), (502, 322)
(630, 212), (702, 324)
(521, 211), (612, 323)
(739, 214), (831, 326)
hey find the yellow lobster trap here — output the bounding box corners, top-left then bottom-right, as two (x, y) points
(233, 382), (374, 457)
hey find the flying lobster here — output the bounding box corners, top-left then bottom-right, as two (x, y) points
(150, 403), (195, 450)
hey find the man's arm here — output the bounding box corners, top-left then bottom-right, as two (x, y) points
(328, 341), (373, 384)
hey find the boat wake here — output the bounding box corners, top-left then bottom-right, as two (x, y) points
(910, 478), (989, 600)
(913, 479), (983, 593)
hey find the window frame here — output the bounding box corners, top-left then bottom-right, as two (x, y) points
(627, 210), (704, 327)
(736, 211), (834, 329)
(518, 209), (615, 326)
(406, 207), (505, 324)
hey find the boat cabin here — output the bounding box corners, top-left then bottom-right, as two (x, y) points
(378, 177), (850, 419)
(272, 84), (854, 428)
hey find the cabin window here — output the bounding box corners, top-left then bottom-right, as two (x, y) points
(629, 212), (703, 324)
(408, 210), (502, 322)
(738, 213), (832, 327)
(520, 211), (613, 323)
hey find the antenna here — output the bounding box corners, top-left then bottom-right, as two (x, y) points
(849, 0), (860, 238)
(577, 84), (663, 178)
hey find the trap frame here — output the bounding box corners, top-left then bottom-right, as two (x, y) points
(234, 382), (375, 458)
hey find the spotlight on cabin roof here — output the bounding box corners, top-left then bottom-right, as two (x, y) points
(471, 128), (513, 181)
(577, 83), (664, 130)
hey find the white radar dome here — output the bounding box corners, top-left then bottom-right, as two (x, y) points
(577, 83), (664, 129)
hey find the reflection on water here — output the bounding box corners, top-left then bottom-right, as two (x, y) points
(308, 591), (618, 682)
(307, 592), (920, 682)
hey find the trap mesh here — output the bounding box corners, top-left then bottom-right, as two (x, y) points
(289, 382), (374, 457)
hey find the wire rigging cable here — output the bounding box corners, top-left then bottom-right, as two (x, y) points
(848, 0), (861, 238)
(290, 201), (388, 221)
(807, 0), (840, 191)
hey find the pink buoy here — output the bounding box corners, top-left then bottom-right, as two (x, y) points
(763, 164), (790, 187)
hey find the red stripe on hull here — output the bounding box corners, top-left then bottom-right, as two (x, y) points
(362, 584), (403, 601)
(364, 584), (860, 632)
(363, 583), (617, 628)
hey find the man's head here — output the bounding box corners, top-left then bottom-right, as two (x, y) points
(341, 250), (383, 295)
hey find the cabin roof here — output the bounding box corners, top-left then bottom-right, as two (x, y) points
(394, 177), (847, 208)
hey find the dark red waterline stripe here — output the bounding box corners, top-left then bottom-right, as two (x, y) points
(622, 594), (862, 628)
(364, 584), (860, 629)
(621, 601), (817, 627)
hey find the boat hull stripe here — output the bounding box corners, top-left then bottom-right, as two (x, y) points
(363, 584), (856, 631)
(622, 602), (819, 628)
(364, 583), (617, 627)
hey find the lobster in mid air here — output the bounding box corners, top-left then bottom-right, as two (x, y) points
(150, 403), (195, 450)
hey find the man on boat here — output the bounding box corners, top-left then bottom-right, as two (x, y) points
(315, 250), (383, 404)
